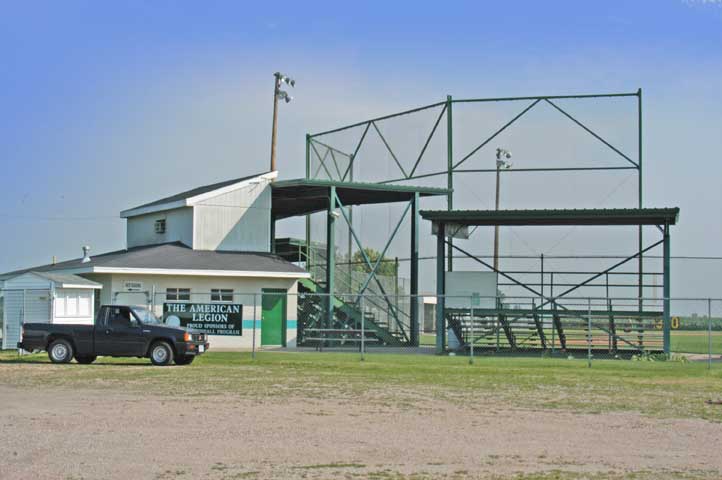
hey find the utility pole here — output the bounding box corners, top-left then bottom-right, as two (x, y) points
(270, 72), (295, 174)
(493, 148), (512, 272)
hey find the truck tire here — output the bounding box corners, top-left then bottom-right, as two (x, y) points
(75, 355), (97, 364)
(149, 341), (174, 366)
(48, 339), (74, 364)
(174, 355), (194, 366)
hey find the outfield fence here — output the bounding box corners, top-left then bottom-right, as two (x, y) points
(2, 288), (721, 368)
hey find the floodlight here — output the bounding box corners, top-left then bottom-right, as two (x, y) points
(329, 210), (341, 219)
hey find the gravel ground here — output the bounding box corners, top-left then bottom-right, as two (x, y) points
(1, 384), (721, 479)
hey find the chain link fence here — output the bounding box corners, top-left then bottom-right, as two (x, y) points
(3, 287), (721, 369)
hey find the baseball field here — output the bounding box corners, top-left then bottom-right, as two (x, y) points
(1, 350), (721, 479)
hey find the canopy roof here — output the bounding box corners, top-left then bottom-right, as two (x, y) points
(419, 208), (680, 226)
(271, 179), (449, 219)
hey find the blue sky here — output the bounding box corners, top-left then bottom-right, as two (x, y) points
(1, 0), (721, 296)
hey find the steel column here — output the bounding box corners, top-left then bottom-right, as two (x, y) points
(270, 214), (276, 253)
(446, 95), (454, 271)
(410, 192), (420, 346)
(638, 88), (644, 313)
(436, 222), (446, 354)
(663, 223), (671, 355)
(326, 186), (337, 330)
(305, 134), (311, 272)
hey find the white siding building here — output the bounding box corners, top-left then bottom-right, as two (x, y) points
(1, 171), (309, 351)
(1, 272), (101, 349)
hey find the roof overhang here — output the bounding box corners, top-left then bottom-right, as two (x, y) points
(39, 266), (310, 279)
(120, 171), (278, 218)
(271, 179), (450, 219)
(420, 208), (680, 227)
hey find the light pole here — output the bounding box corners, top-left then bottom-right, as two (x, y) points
(493, 148), (512, 273)
(270, 72), (295, 174)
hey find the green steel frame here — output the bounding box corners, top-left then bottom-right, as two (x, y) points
(304, 89), (660, 353)
(425, 209), (675, 355)
(306, 90), (645, 298)
(274, 180), (434, 345)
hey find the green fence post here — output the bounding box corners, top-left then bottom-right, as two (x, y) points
(252, 293), (257, 360)
(587, 297), (592, 368)
(469, 297), (474, 365)
(708, 298), (712, 371)
(360, 294), (365, 362)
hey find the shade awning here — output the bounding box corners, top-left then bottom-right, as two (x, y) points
(419, 208), (680, 226)
(271, 179), (450, 219)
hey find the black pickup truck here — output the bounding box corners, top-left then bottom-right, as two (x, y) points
(17, 305), (208, 366)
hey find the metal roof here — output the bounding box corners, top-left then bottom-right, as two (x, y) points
(122, 171), (271, 214)
(0, 242), (307, 279)
(419, 208), (680, 226)
(31, 272), (103, 288)
(271, 178), (450, 219)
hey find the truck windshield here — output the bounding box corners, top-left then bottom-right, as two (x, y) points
(130, 306), (161, 325)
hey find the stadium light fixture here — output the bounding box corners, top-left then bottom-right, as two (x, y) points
(494, 148), (513, 274)
(270, 72), (296, 174)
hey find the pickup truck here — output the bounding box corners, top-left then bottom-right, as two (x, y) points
(17, 305), (209, 366)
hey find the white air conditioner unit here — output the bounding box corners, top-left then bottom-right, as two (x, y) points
(124, 281), (144, 292)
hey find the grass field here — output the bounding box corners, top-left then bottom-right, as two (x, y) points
(1, 350), (721, 420)
(422, 330), (722, 355)
(2, 350), (722, 479)
(671, 330), (722, 354)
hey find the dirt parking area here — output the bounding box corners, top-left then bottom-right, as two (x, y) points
(2, 383), (721, 479)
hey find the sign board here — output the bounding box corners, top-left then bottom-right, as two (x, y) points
(444, 271), (497, 309)
(432, 222), (470, 239)
(163, 303), (243, 335)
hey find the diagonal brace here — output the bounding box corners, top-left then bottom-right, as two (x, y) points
(544, 99), (638, 168)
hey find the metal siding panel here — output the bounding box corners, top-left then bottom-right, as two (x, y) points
(24, 289), (51, 324)
(126, 207), (193, 248)
(3, 291), (24, 349)
(195, 184), (271, 251)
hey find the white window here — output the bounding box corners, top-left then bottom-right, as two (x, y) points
(211, 289), (234, 302)
(155, 219), (166, 234)
(66, 296), (78, 316)
(166, 288), (190, 301)
(54, 296), (66, 316)
(78, 294), (91, 317)
(55, 290), (93, 318)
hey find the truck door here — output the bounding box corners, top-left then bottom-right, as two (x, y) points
(95, 306), (146, 356)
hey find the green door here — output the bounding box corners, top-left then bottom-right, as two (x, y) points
(261, 289), (286, 346)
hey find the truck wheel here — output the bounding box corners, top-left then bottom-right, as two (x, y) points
(149, 341), (174, 366)
(75, 355), (97, 364)
(48, 339), (74, 364)
(174, 355), (194, 366)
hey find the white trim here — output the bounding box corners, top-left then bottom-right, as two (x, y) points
(119, 171), (278, 218)
(186, 171), (277, 205)
(119, 200), (187, 218)
(91, 266), (310, 279)
(60, 283), (103, 289)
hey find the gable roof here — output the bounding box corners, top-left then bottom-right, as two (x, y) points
(0, 242), (309, 280)
(3, 271), (103, 289)
(120, 171), (276, 218)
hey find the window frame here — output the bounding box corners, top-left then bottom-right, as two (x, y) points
(210, 288), (234, 303)
(166, 287), (191, 302)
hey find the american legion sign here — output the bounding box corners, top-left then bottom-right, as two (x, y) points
(163, 303), (243, 336)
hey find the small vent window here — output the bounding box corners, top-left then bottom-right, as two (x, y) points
(211, 289), (234, 303)
(154, 219), (166, 234)
(166, 288), (190, 302)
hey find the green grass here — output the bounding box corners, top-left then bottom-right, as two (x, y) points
(1, 350), (721, 421)
(671, 330), (722, 354)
